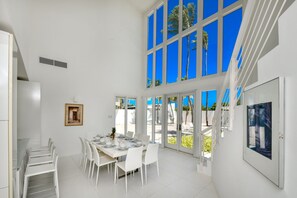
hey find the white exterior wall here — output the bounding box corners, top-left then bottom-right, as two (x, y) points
(212, 2), (297, 198)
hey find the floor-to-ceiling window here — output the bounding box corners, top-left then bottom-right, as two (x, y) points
(115, 97), (137, 135)
(145, 0), (243, 153)
(145, 0), (242, 89)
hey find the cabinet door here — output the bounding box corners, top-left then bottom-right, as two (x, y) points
(0, 32), (9, 121)
(0, 122), (8, 188)
(0, 187), (8, 198)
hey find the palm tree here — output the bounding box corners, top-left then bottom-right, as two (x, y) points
(203, 31), (209, 126)
(168, 96), (177, 123)
(168, 3), (209, 124)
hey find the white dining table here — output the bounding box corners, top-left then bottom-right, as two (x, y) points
(92, 138), (144, 159)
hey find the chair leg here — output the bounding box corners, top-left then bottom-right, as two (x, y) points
(114, 165), (117, 184)
(156, 161), (160, 176)
(23, 176), (29, 198)
(54, 170), (60, 198)
(140, 167), (144, 186)
(107, 163), (110, 173)
(96, 166), (100, 186)
(145, 165), (147, 184)
(84, 159), (88, 173)
(88, 161), (92, 178)
(91, 162), (95, 179)
(125, 172), (128, 193)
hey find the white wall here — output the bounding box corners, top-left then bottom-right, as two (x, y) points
(17, 81), (41, 147)
(23, 0), (144, 156)
(1, 0), (144, 156)
(212, 2), (297, 198)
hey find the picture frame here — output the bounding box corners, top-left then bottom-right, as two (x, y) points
(243, 77), (285, 188)
(65, 103), (83, 126)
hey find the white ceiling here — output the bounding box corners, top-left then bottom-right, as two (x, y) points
(127, 0), (159, 12)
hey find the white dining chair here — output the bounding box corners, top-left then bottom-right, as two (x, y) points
(23, 153), (59, 198)
(142, 144), (159, 184)
(29, 138), (53, 152)
(114, 147), (143, 193)
(90, 143), (117, 186)
(29, 142), (54, 158)
(27, 148), (56, 167)
(79, 137), (86, 168)
(134, 133), (142, 140)
(84, 140), (94, 177)
(126, 131), (134, 138)
(141, 135), (150, 147)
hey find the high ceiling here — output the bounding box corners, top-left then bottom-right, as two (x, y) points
(127, 0), (159, 12)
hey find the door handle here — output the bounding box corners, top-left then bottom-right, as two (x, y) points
(178, 124), (182, 131)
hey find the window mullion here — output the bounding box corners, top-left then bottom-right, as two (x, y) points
(218, 0), (223, 74)
(164, 1), (168, 85)
(178, 0), (183, 82)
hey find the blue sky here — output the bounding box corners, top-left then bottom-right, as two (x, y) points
(147, 0), (242, 105)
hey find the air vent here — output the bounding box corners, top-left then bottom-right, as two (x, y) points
(39, 57), (54, 65)
(39, 57), (67, 69)
(54, 60), (67, 68)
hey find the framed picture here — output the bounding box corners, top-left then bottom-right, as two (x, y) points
(243, 77), (284, 188)
(65, 103), (83, 126)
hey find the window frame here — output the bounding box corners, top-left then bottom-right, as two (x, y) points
(114, 96), (137, 136)
(145, 0), (243, 89)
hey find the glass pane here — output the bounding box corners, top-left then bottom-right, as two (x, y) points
(167, 96), (178, 145)
(168, 0), (179, 39)
(147, 97), (153, 141)
(201, 90), (217, 129)
(127, 98), (136, 134)
(155, 96), (163, 144)
(182, 0), (197, 31)
(115, 97), (125, 135)
(147, 53), (153, 88)
(181, 94), (194, 149)
(155, 48), (163, 86)
(167, 40), (178, 84)
(223, 0), (238, 8)
(182, 31), (197, 81)
(147, 13), (154, 50)
(223, 8), (242, 72)
(202, 20), (218, 76)
(156, 5), (164, 46)
(203, 0), (218, 19)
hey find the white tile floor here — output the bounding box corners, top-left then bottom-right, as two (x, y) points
(28, 148), (219, 198)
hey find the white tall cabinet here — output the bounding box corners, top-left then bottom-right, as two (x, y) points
(0, 30), (13, 198)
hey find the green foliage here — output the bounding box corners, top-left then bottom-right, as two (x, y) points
(203, 136), (212, 153)
(167, 135), (212, 153)
(201, 102), (216, 111)
(147, 78), (152, 88)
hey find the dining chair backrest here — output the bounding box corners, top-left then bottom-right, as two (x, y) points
(79, 137), (85, 155)
(90, 143), (100, 166)
(85, 140), (93, 160)
(52, 148), (56, 158)
(54, 153), (59, 170)
(125, 147), (143, 171)
(126, 131), (134, 138)
(49, 141), (55, 153)
(48, 138), (52, 146)
(144, 144), (159, 164)
(134, 133), (142, 140)
(141, 135), (150, 147)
